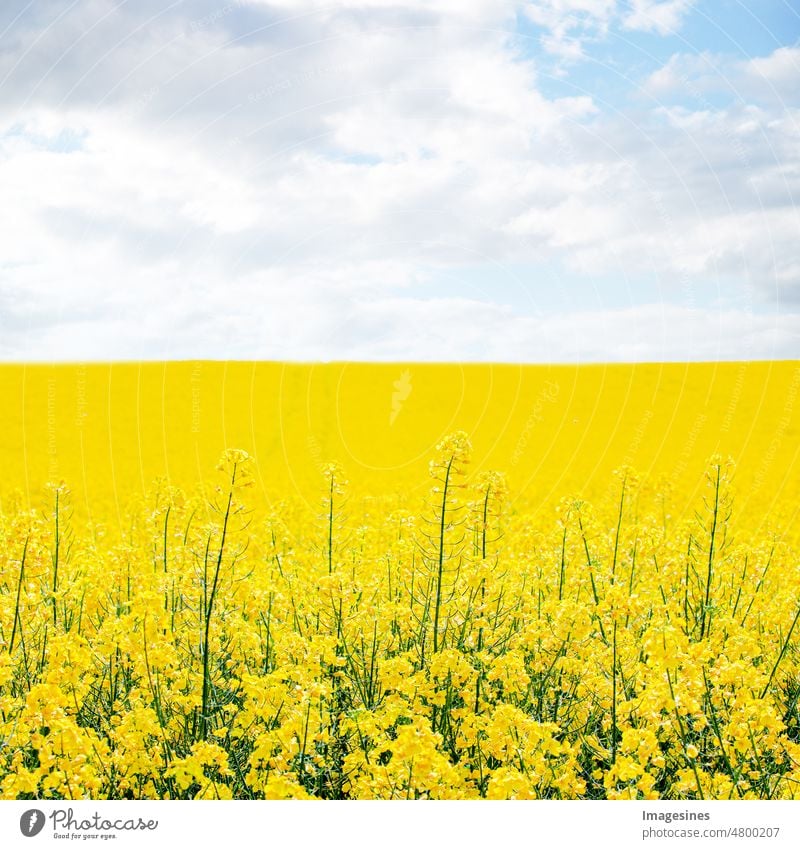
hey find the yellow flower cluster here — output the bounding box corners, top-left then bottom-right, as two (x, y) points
(1, 441), (800, 800)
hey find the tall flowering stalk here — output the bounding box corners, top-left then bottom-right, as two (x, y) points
(198, 449), (252, 742)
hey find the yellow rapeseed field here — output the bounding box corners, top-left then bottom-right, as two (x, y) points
(1, 361), (800, 800)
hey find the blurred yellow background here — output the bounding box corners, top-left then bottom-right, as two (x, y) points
(1, 361), (798, 526)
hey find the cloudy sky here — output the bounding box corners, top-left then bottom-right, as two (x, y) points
(0, 0), (798, 361)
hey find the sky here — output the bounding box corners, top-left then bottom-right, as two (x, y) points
(0, 0), (798, 362)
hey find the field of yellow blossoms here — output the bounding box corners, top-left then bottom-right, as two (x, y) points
(1, 362), (800, 800)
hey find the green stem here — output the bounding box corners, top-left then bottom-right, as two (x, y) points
(700, 465), (721, 640)
(433, 456), (453, 655)
(200, 464), (236, 740)
(10, 537), (29, 654)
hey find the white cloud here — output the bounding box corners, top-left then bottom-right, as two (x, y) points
(644, 45), (800, 107)
(643, 51), (723, 97)
(3, 285), (795, 362)
(524, 0), (617, 59)
(747, 45), (800, 85)
(743, 45), (800, 105)
(623, 0), (696, 35)
(0, 1), (797, 362)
